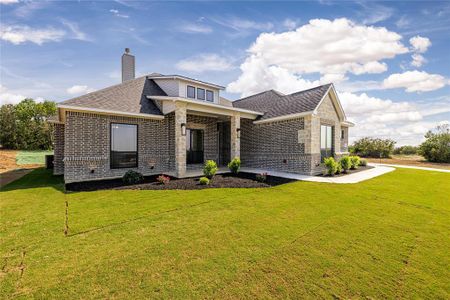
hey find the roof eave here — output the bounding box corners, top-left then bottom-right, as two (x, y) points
(147, 96), (264, 116)
(57, 104), (165, 122)
(253, 111), (314, 124)
(147, 75), (225, 90)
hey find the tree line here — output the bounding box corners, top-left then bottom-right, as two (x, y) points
(350, 124), (450, 163)
(0, 99), (56, 150)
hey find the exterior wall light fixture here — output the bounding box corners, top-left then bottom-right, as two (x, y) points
(236, 128), (241, 138)
(181, 123), (186, 136)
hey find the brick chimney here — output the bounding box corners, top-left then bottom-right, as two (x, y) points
(121, 48), (135, 82)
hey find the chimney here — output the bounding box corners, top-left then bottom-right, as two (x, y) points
(121, 48), (135, 82)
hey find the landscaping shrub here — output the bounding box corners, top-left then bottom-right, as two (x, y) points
(255, 172), (267, 182)
(324, 157), (338, 176)
(336, 163), (342, 174)
(418, 124), (450, 163)
(227, 157), (241, 174)
(351, 137), (395, 158)
(359, 159), (368, 167)
(122, 170), (144, 185)
(393, 145), (418, 155)
(157, 174), (170, 185)
(339, 156), (351, 173)
(199, 177), (210, 185)
(350, 156), (361, 170)
(203, 160), (218, 179)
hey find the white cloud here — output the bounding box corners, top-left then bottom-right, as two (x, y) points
(0, 84), (45, 105)
(0, 24), (66, 45)
(0, 0), (19, 4)
(109, 9), (129, 18)
(383, 71), (447, 92)
(283, 18), (298, 30)
(178, 23), (212, 34)
(409, 35), (431, 53)
(176, 54), (233, 73)
(338, 91), (450, 145)
(211, 16), (273, 31)
(395, 16), (410, 28)
(66, 85), (95, 95)
(228, 18), (409, 96)
(411, 53), (426, 67)
(61, 19), (90, 41)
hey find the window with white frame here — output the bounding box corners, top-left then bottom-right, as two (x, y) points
(187, 85), (195, 98)
(206, 90), (214, 102)
(197, 88), (205, 100)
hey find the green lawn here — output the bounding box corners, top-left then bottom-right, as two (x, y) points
(1, 168), (449, 298)
(15, 150), (53, 165)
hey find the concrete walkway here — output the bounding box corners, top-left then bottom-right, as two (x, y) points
(369, 163), (450, 173)
(0, 168), (34, 189)
(240, 165), (395, 184)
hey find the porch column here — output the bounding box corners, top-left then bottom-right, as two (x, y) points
(175, 102), (187, 177)
(230, 112), (240, 159)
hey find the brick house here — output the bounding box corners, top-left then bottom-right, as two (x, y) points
(51, 49), (354, 183)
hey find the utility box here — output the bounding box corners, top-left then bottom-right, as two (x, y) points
(46, 155), (54, 169)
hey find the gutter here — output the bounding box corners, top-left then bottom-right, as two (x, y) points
(253, 111), (314, 124)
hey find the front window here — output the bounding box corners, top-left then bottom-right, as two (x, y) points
(111, 123), (138, 169)
(206, 90), (214, 102)
(197, 88), (205, 100)
(187, 85), (195, 98)
(320, 125), (333, 161)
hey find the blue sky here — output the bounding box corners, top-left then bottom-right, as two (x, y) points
(1, 0), (449, 145)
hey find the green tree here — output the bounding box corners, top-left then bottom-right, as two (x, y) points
(0, 99), (56, 150)
(350, 137), (396, 158)
(418, 124), (450, 163)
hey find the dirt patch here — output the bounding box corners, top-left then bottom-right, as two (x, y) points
(66, 173), (295, 192)
(0, 150), (41, 173)
(366, 155), (450, 170)
(317, 165), (374, 177)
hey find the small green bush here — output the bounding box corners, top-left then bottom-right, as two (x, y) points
(122, 170), (144, 185)
(336, 163), (342, 174)
(359, 159), (368, 167)
(339, 156), (351, 173)
(324, 157), (338, 176)
(227, 157), (241, 174)
(255, 172), (267, 183)
(350, 156), (361, 170)
(203, 160), (218, 179)
(199, 177), (210, 185)
(157, 174), (170, 185)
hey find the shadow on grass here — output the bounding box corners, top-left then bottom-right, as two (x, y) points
(0, 168), (64, 192)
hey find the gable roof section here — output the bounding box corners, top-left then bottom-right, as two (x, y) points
(59, 76), (165, 116)
(233, 84), (332, 121)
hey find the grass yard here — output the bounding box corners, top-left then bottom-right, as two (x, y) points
(1, 168), (449, 298)
(15, 150), (53, 166)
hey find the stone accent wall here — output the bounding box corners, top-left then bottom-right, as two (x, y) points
(53, 123), (65, 175)
(186, 114), (219, 162)
(230, 113), (240, 159)
(63, 111), (173, 183)
(174, 103), (187, 177)
(240, 117), (315, 174)
(340, 126), (349, 153)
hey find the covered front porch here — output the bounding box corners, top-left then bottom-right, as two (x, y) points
(159, 99), (261, 178)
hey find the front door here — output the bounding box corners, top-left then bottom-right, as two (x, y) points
(186, 129), (204, 164)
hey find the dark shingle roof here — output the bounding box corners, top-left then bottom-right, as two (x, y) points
(233, 84), (332, 120)
(59, 76), (165, 115)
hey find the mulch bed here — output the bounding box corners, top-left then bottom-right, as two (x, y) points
(317, 165), (374, 177)
(66, 172), (295, 192)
